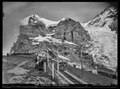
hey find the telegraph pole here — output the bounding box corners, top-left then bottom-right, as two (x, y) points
(57, 60), (59, 71)
(80, 40), (91, 79)
(47, 50), (50, 67)
(44, 62), (47, 72)
(52, 63), (55, 79)
(57, 60), (60, 78)
(81, 41), (86, 79)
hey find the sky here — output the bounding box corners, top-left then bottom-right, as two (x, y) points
(3, 2), (109, 55)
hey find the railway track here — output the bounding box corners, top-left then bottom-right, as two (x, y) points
(60, 71), (81, 84)
(52, 59), (87, 84)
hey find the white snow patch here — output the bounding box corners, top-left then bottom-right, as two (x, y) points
(32, 14), (59, 27)
(64, 40), (77, 45)
(46, 33), (55, 36)
(20, 14), (75, 28)
(84, 26), (116, 34)
(20, 14), (59, 27)
(58, 55), (70, 61)
(29, 35), (50, 42)
(47, 37), (62, 44)
(32, 42), (39, 45)
(30, 34), (76, 46)
(20, 15), (33, 25)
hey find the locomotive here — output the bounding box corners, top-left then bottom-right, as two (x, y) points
(59, 62), (67, 71)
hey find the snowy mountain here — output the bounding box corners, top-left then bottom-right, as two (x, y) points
(10, 14), (91, 70)
(82, 6), (117, 33)
(82, 6), (117, 71)
(10, 5), (117, 73)
(20, 14), (66, 28)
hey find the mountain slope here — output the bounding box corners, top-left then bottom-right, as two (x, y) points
(10, 6), (117, 72)
(83, 6), (117, 33)
(82, 6), (117, 71)
(10, 14), (90, 59)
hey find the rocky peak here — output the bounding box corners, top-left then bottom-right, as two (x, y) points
(11, 15), (91, 54)
(84, 6), (117, 32)
(81, 6), (118, 71)
(50, 18), (90, 44)
(57, 18), (77, 26)
(28, 15), (46, 30)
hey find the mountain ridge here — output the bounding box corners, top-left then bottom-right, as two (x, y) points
(10, 5), (117, 72)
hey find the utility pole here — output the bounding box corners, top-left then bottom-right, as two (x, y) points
(57, 61), (59, 71)
(44, 62), (47, 72)
(47, 50), (50, 67)
(57, 60), (60, 78)
(80, 40), (91, 79)
(52, 63), (55, 79)
(81, 41), (87, 79)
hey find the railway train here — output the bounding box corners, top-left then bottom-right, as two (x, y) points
(59, 62), (67, 71)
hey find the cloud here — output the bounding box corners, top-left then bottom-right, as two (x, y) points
(3, 2), (26, 15)
(23, 2), (108, 22)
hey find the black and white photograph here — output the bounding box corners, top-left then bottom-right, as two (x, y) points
(2, 2), (118, 88)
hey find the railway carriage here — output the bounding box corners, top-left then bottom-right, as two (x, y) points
(59, 62), (67, 71)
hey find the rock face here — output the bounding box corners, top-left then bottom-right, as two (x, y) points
(10, 15), (90, 54)
(52, 18), (90, 44)
(84, 6), (117, 33)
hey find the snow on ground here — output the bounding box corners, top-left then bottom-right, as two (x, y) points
(29, 35), (49, 42)
(84, 26), (116, 34)
(46, 33), (55, 36)
(20, 14), (59, 27)
(29, 34), (77, 46)
(64, 40), (77, 45)
(82, 24), (117, 71)
(47, 37), (62, 44)
(32, 42), (40, 45)
(32, 14), (59, 27)
(20, 14), (74, 29)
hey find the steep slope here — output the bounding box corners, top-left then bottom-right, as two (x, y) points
(82, 6), (117, 71)
(83, 6), (117, 33)
(51, 18), (90, 44)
